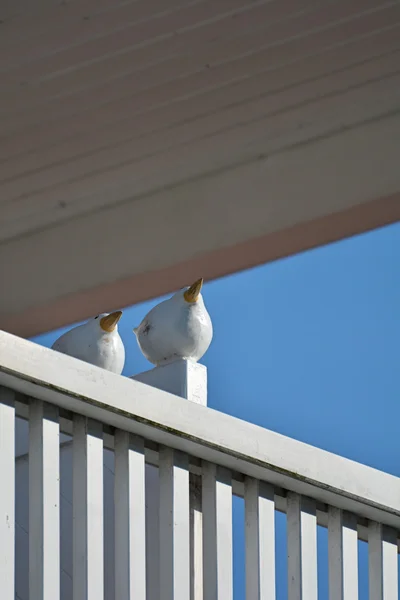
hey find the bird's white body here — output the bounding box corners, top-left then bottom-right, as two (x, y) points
(51, 313), (125, 374)
(134, 289), (213, 366)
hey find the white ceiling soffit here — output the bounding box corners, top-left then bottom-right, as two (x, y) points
(0, 0), (399, 336)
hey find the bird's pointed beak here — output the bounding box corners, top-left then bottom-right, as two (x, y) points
(133, 326), (139, 337)
(100, 311), (122, 333)
(183, 278), (203, 303)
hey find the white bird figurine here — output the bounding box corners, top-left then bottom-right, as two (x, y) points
(133, 278), (213, 366)
(51, 311), (125, 374)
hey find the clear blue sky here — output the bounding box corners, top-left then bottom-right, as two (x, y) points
(32, 221), (399, 599)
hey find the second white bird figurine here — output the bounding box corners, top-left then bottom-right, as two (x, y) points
(51, 311), (125, 374)
(133, 278), (213, 366)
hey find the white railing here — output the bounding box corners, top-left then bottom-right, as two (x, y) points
(0, 330), (399, 600)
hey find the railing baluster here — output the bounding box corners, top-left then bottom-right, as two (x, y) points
(369, 521), (384, 600)
(114, 431), (146, 600)
(369, 521), (398, 600)
(287, 492), (302, 600)
(329, 508), (358, 600)
(287, 493), (317, 600)
(202, 462), (233, 599)
(73, 416), (103, 600)
(159, 446), (190, 600)
(382, 528), (398, 600)
(190, 474), (203, 600)
(29, 399), (60, 600)
(342, 513), (358, 600)
(245, 478), (275, 600)
(0, 388), (15, 600)
(301, 497), (318, 600)
(328, 506), (344, 600)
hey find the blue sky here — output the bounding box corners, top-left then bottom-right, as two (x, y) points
(32, 221), (399, 599)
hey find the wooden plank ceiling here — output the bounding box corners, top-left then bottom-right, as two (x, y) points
(0, 0), (399, 336)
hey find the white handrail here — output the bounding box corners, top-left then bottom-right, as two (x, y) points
(1, 330), (400, 530)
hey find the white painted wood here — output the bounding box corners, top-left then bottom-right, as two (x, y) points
(144, 464), (160, 600)
(342, 514), (358, 600)
(28, 399), (60, 600)
(114, 431), (146, 600)
(382, 528), (398, 600)
(2, 34), (398, 212)
(2, 24), (399, 178)
(287, 493), (318, 600)
(2, 24), (400, 152)
(15, 454), (29, 600)
(2, 105), (400, 339)
(202, 462), (233, 599)
(2, 9), (400, 140)
(15, 409), (71, 459)
(287, 493), (302, 600)
(0, 388), (15, 600)
(189, 475), (203, 600)
(244, 478), (275, 600)
(133, 359), (207, 406)
(2, 335), (400, 531)
(328, 506), (344, 600)
(0, 0), (272, 66)
(72, 416), (104, 600)
(13, 436), (108, 600)
(134, 361), (207, 599)
(369, 522), (399, 600)
(0, 0), (198, 38)
(5, 55), (400, 211)
(300, 497), (318, 600)
(369, 521), (384, 600)
(159, 446), (190, 600)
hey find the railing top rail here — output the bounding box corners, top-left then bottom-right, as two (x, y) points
(1, 330), (399, 530)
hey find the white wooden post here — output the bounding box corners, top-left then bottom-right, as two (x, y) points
(133, 359), (207, 407)
(328, 506), (344, 600)
(287, 493), (318, 600)
(114, 432), (146, 600)
(245, 478), (275, 599)
(132, 359), (207, 600)
(342, 513), (359, 600)
(73, 416), (104, 600)
(202, 463), (233, 599)
(159, 446), (190, 600)
(369, 522), (399, 600)
(29, 399), (60, 600)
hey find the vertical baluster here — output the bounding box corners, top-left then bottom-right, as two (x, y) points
(202, 462), (233, 599)
(287, 493), (317, 600)
(0, 388), (15, 600)
(114, 431), (146, 600)
(369, 521), (384, 600)
(29, 399), (60, 600)
(342, 513), (358, 600)
(369, 522), (398, 600)
(301, 497), (318, 600)
(329, 509), (358, 599)
(328, 506), (344, 600)
(145, 463), (160, 600)
(190, 474), (203, 600)
(73, 416), (103, 600)
(382, 528), (398, 600)
(159, 446), (190, 600)
(245, 478), (275, 600)
(287, 492), (302, 600)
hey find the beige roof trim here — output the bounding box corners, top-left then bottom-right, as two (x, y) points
(5, 192), (399, 338)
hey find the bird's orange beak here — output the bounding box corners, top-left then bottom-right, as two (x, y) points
(183, 278), (203, 303)
(100, 311), (122, 332)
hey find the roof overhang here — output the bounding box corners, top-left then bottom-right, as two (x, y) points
(0, 0), (399, 337)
